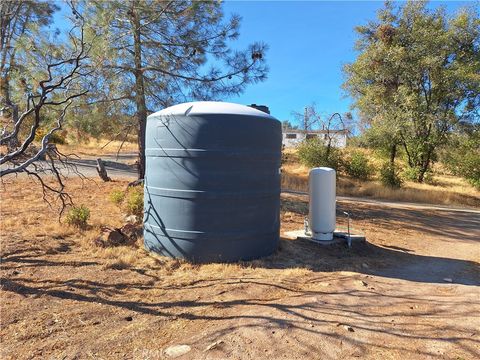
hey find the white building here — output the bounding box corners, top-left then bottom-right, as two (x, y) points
(282, 129), (348, 148)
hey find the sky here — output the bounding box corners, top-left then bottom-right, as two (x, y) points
(221, 0), (477, 124)
(51, 0), (476, 125)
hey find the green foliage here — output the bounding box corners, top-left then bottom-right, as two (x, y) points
(109, 189), (125, 206)
(343, 1), (480, 182)
(402, 166), (421, 182)
(380, 163), (403, 188)
(48, 132), (67, 145)
(125, 187), (144, 217)
(34, 128), (67, 145)
(344, 151), (374, 180)
(443, 130), (480, 189)
(65, 205), (90, 228)
(297, 139), (343, 171)
(109, 187), (143, 216)
(401, 166), (434, 184)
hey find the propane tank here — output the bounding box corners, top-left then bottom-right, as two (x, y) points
(308, 167), (336, 241)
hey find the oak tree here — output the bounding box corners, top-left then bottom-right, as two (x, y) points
(344, 1), (480, 182)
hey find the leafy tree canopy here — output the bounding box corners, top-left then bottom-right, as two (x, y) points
(343, 0), (480, 182)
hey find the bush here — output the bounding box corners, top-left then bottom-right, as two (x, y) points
(49, 131), (67, 144)
(444, 144), (480, 190)
(380, 163), (403, 188)
(402, 166), (420, 181)
(65, 205), (90, 228)
(297, 138), (343, 171)
(109, 189), (125, 206)
(469, 177), (480, 190)
(401, 166), (434, 184)
(126, 186), (143, 217)
(34, 128), (67, 144)
(344, 151), (374, 180)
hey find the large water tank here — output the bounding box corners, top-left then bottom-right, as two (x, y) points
(309, 167), (336, 241)
(143, 101), (282, 262)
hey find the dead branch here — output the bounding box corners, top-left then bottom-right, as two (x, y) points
(0, 1), (90, 215)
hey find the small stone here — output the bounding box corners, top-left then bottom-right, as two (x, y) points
(361, 263), (369, 269)
(361, 281), (368, 287)
(204, 340), (224, 351)
(124, 215), (138, 224)
(343, 325), (354, 332)
(443, 278), (453, 283)
(120, 223), (142, 240)
(94, 226), (135, 247)
(125, 316), (133, 321)
(164, 345), (191, 358)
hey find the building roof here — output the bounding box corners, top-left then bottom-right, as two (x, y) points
(282, 128), (347, 134)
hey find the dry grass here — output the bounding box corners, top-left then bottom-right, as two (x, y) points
(57, 139), (137, 157)
(0, 177), (261, 279)
(0, 176), (323, 290)
(282, 151), (480, 208)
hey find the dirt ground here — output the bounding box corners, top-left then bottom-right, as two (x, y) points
(0, 178), (479, 359)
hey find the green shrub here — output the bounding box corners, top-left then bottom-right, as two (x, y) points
(109, 189), (125, 206)
(468, 178), (480, 190)
(49, 131), (67, 144)
(65, 205), (90, 228)
(401, 166), (434, 184)
(126, 186), (143, 217)
(344, 151), (374, 180)
(34, 128), (67, 144)
(297, 138), (343, 171)
(444, 144), (480, 190)
(380, 163), (403, 188)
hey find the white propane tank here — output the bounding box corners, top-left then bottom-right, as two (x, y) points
(309, 167), (336, 241)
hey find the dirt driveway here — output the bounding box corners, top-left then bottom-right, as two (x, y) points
(0, 181), (479, 359)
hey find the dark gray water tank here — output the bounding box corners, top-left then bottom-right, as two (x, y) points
(143, 101), (282, 263)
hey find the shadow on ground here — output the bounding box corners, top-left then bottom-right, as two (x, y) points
(260, 237), (480, 286)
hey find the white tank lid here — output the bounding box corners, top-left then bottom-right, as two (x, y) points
(148, 101), (275, 119)
(310, 167), (336, 173)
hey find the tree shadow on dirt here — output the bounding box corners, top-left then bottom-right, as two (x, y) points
(2, 273), (479, 359)
(257, 237), (480, 286)
(281, 195), (480, 243)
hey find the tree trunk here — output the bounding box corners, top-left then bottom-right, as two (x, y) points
(96, 158), (111, 182)
(389, 143), (397, 166)
(417, 148), (433, 183)
(130, 1), (148, 180)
